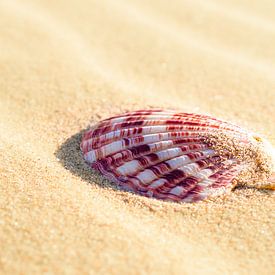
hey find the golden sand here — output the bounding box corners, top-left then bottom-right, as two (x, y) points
(0, 0), (275, 274)
(205, 131), (274, 187)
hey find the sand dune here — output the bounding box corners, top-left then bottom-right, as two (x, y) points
(0, 0), (274, 274)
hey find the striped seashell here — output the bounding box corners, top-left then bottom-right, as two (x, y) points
(81, 109), (275, 202)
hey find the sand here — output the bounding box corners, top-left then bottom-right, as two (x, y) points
(0, 0), (274, 274)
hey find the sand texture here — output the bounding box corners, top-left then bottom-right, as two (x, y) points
(0, 0), (275, 274)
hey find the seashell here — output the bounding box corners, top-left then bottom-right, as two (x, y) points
(81, 109), (275, 202)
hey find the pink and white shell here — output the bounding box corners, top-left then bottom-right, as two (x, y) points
(81, 110), (274, 202)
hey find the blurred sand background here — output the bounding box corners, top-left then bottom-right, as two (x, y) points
(0, 0), (275, 274)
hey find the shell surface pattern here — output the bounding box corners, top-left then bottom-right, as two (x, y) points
(81, 110), (275, 202)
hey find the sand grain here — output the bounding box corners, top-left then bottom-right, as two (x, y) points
(0, 0), (275, 274)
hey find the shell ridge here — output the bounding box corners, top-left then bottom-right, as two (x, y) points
(184, 164), (243, 202)
(89, 139), (209, 170)
(83, 131), (213, 161)
(100, 110), (225, 123)
(83, 123), (246, 150)
(84, 115), (245, 141)
(115, 148), (215, 177)
(148, 156), (223, 191)
(116, 150), (217, 190)
(114, 145), (210, 175)
(151, 160), (224, 196)
(92, 113), (222, 131)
